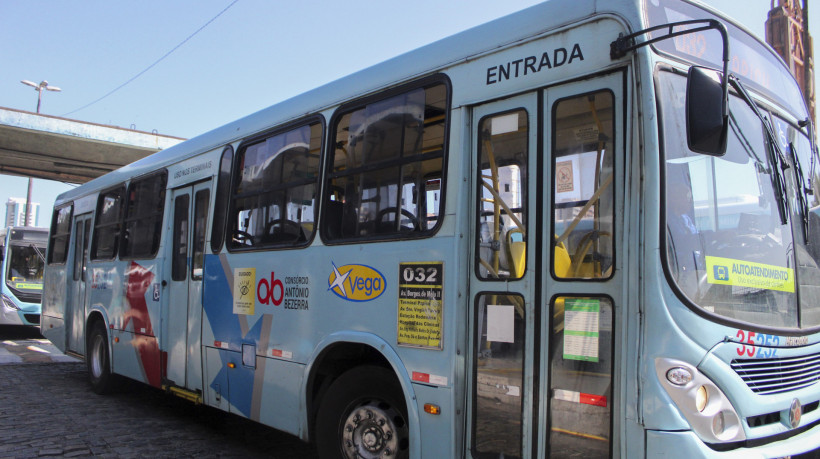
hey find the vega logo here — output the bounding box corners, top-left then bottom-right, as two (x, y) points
(327, 262), (386, 302)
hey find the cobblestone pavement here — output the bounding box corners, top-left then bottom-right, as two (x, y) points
(0, 327), (319, 458)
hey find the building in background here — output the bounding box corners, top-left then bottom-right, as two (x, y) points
(766, 0), (815, 123)
(5, 198), (39, 227)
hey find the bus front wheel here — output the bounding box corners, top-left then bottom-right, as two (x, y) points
(87, 320), (114, 394)
(315, 365), (409, 459)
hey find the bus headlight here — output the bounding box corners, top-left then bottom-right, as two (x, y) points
(655, 358), (745, 443)
(1, 294), (19, 311)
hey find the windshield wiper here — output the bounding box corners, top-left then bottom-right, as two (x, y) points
(790, 142), (811, 238)
(728, 75), (789, 225)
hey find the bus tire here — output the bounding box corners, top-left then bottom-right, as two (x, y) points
(87, 320), (114, 394)
(315, 365), (409, 459)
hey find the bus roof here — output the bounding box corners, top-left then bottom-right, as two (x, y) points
(54, 0), (790, 207)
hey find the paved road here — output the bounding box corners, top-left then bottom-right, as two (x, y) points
(0, 326), (319, 458)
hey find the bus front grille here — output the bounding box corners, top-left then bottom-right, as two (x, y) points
(731, 353), (820, 395)
(23, 314), (40, 325)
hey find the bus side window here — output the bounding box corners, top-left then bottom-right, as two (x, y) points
(121, 172), (167, 259)
(228, 122), (322, 250)
(91, 186), (125, 260)
(211, 145), (233, 253)
(323, 81), (448, 242)
(48, 205), (73, 265)
(552, 91), (615, 280)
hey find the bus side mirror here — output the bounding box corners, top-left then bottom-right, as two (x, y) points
(686, 66), (728, 156)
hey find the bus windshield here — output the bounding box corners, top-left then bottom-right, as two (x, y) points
(659, 71), (820, 329)
(5, 243), (45, 293)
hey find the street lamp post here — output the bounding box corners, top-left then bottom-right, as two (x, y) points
(20, 79), (61, 226)
(20, 80), (61, 114)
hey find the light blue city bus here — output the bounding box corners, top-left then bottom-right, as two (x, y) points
(1, 226), (47, 326)
(41, 0), (820, 456)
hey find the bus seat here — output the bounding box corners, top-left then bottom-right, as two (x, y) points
(554, 240), (571, 277)
(505, 228), (526, 277)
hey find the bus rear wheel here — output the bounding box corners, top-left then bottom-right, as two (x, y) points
(315, 366), (409, 459)
(87, 320), (114, 394)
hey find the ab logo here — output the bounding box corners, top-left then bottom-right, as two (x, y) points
(257, 272), (284, 306)
(714, 265), (729, 281)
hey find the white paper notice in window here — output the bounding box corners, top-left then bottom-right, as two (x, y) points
(487, 304), (515, 343)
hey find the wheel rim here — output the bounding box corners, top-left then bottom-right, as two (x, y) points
(341, 399), (407, 458)
(90, 334), (104, 379)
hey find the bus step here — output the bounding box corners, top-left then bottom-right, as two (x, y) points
(163, 385), (202, 404)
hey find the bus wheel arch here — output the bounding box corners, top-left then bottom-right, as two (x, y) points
(306, 339), (416, 457)
(315, 364), (410, 458)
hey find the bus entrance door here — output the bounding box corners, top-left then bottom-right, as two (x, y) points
(538, 72), (625, 457)
(163, 182), (211, 392)
(469, 92), (538, 458)
(468, 71), (626, 457)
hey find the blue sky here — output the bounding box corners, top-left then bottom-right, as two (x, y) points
(0, 0), (814, 224)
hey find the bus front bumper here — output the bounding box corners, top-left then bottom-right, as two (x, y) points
(1, 303), (39, 326)
(646, 426), (820, 458)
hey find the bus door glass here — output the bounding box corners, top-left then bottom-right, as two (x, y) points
(469, 93), (537, 458)
(68, 214), (91, 354)
(164, 181), (211, 391)
(542, 72), (624, 457)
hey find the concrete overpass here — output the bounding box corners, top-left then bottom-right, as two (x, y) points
(0, 107), (185, 184)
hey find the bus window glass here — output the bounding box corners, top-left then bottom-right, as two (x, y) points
(172, 195), (189, 282)
(325, 82), (447, 240)
(211, 146), (233, 253)
(659, 72), (802, 327)
(473, 293), (525, 457)
(476, 109), (528, 280)
(73, 221), (83, 281)
(552, 91), (615, 280)
(81, 220), (90, 281)
(48, 205), (73, 264)
(192, 189), (209, 280)
(229, 122), (322, 249)
(121, 173), (167, 259)
(773, 117), (820, 327)
(92, 188), (124, 260)
(549, 296), (613, 456)
(6, 245), (45, 292)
